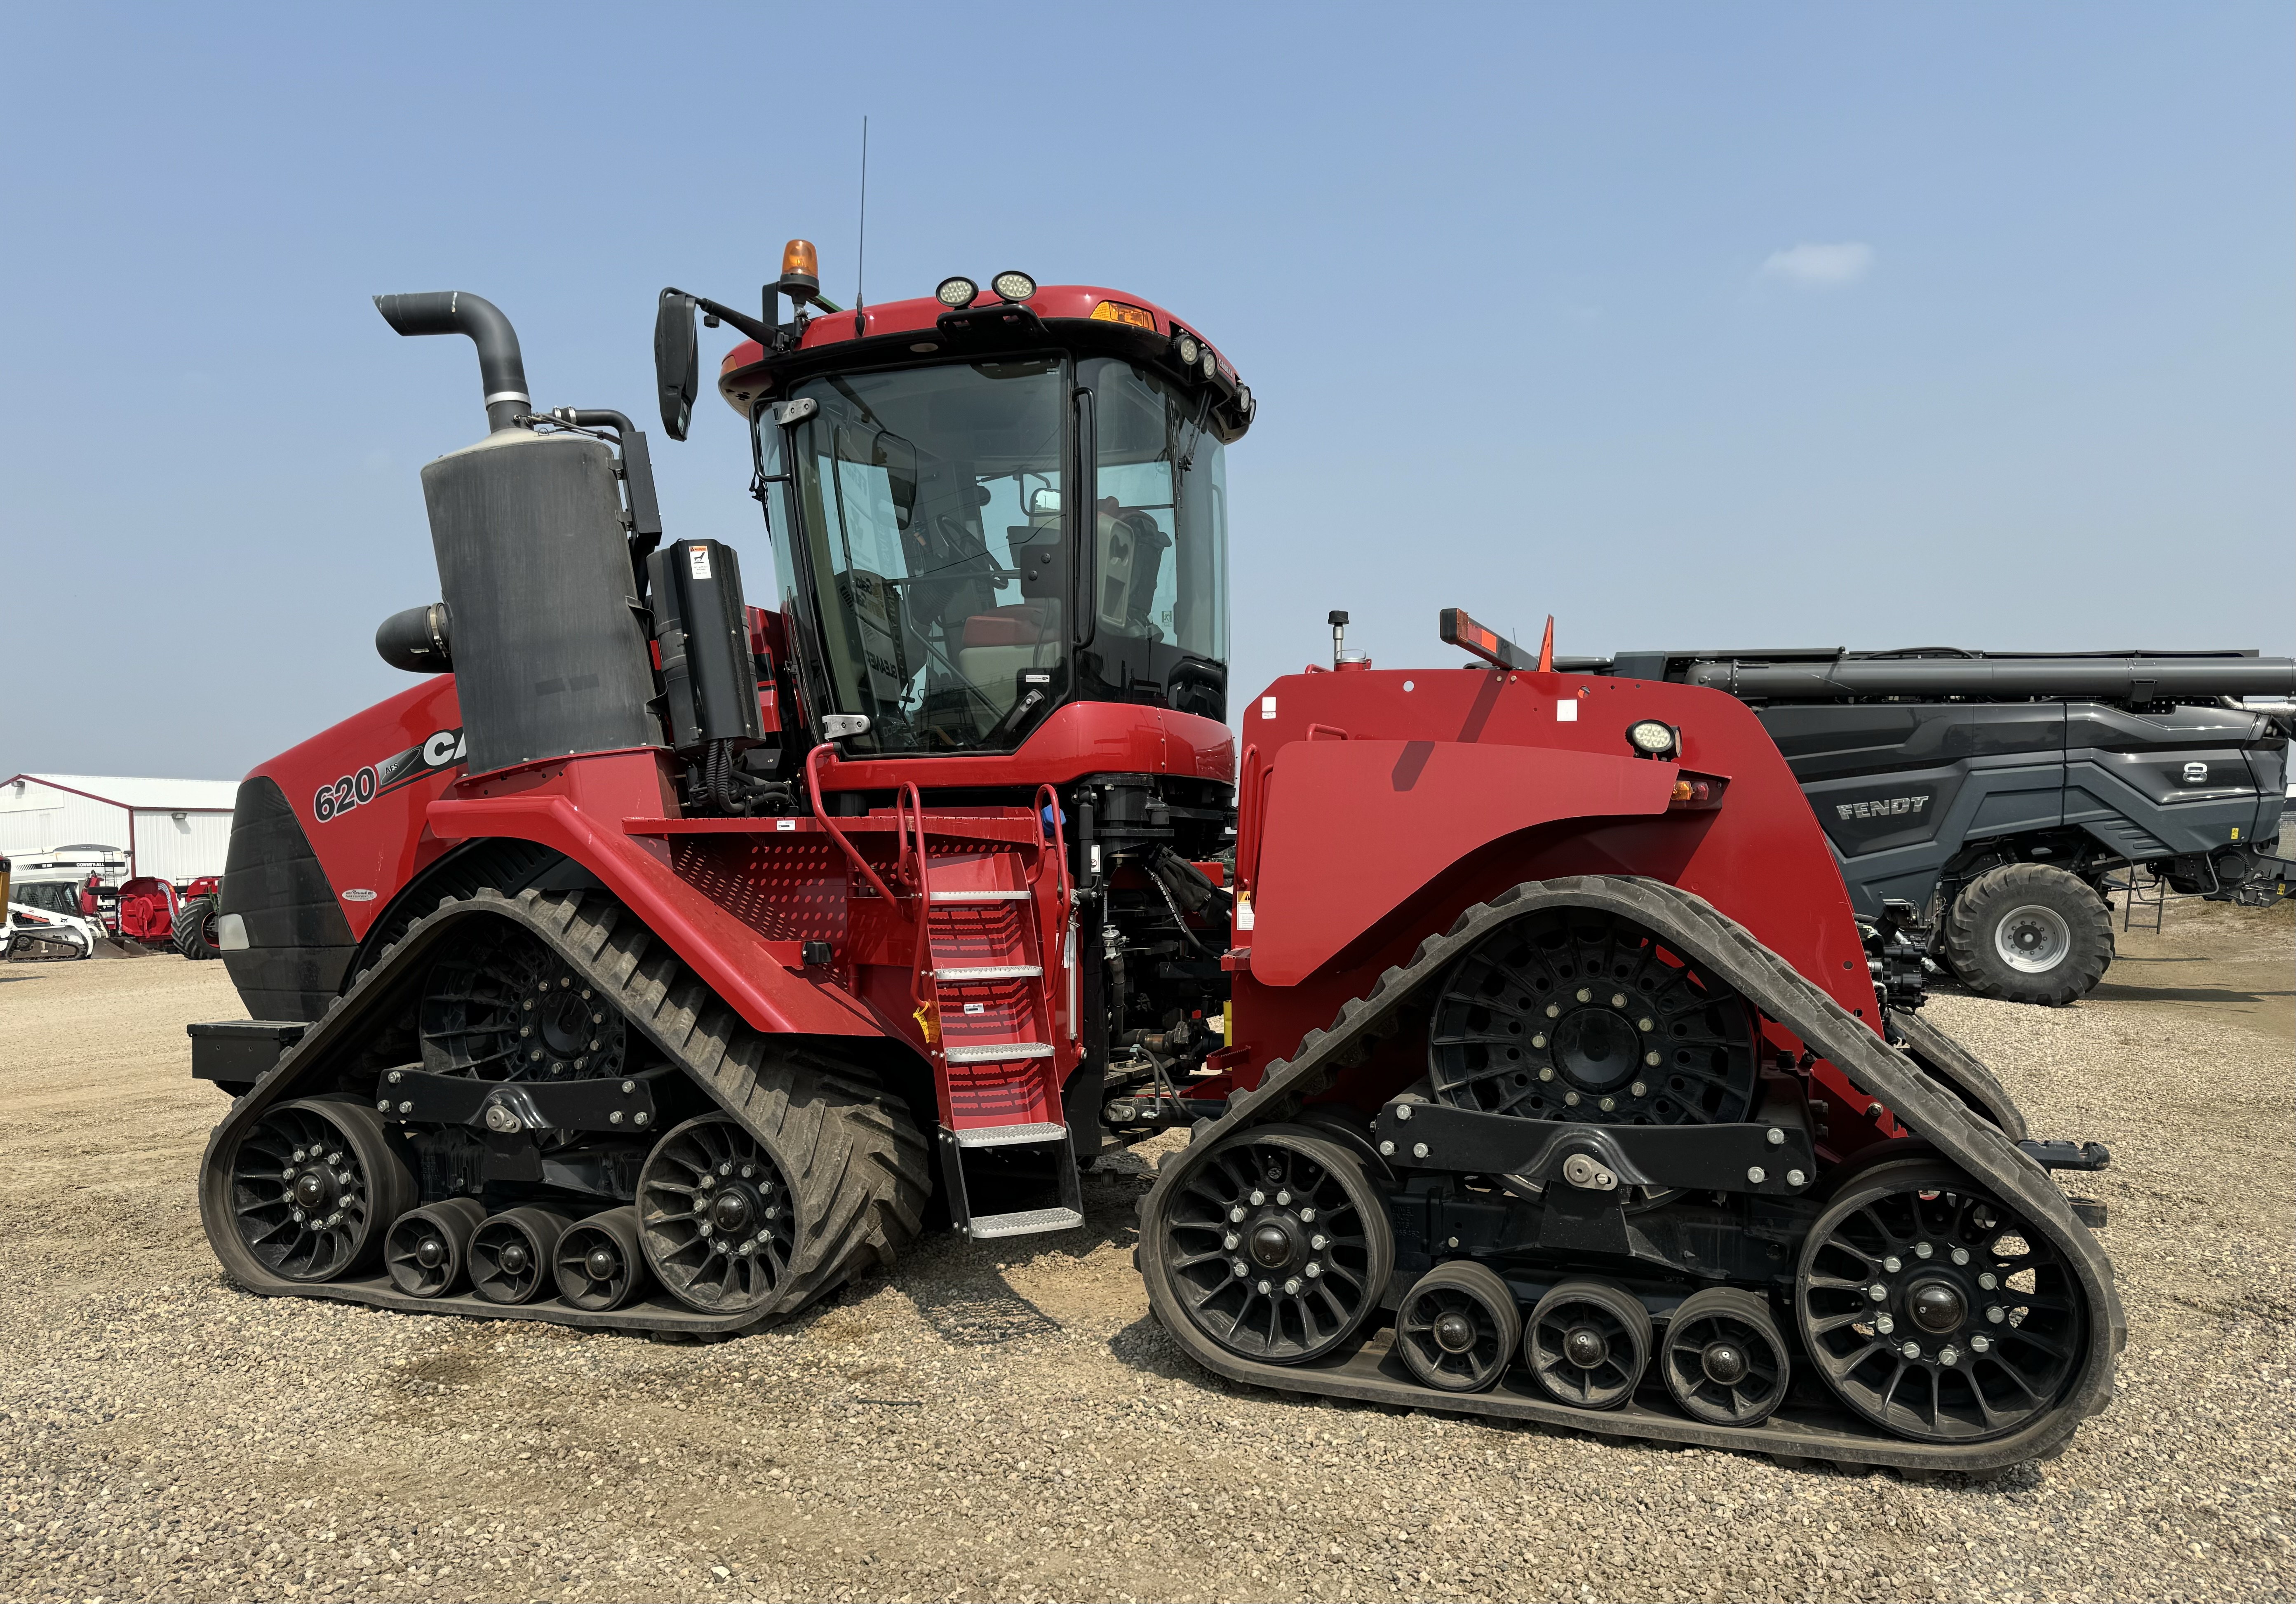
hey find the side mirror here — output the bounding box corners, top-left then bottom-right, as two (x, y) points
(654, 289), (698, 440)
(1027, 486), (1062, 517)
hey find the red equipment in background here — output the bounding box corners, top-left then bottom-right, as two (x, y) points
(187, 249), (2120, 1472)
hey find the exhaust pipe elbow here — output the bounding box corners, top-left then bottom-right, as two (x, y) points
(373, 291), (532, 432)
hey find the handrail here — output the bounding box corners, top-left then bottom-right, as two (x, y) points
(895, 781), (939, 1035)
(804, 743), (899, 908)
(1234, 743), (1261, 901)
(892, 780), (927, 893)
(1029, 783), (1071, 909)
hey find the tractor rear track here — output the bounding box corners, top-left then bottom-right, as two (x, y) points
(1139, 874), (2123, 1471)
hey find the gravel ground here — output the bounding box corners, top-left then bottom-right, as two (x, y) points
(1, 901), (2289, 1603)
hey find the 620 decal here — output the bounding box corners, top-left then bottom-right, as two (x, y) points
(312, 767), (376, 822)
(311, 727), (467, 825)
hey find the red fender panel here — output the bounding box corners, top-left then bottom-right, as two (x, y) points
(426, 755), (885, 1039)
(1248, 740), (1678, 985)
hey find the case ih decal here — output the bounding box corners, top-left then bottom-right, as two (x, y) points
(312, 727), (465, 824)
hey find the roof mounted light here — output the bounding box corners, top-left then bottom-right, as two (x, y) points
(937, 276), (979, 309)
(1199, 348), (1218, 380)
(778, 239), (820, 296)
(1627, 720), (1679, 758)
(1173, 332), (1201, 367)
(1090, 299), (1156, 329)
(991, 270), (1037, 303)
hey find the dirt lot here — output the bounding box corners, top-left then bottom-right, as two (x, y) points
(2, 901), (2289, 1604)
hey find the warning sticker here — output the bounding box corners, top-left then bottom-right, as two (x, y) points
(687, 545), (712, 580)
(1556, 701), (1578, 723)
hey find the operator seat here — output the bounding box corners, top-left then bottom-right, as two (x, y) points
(956, 510), (1067, 715)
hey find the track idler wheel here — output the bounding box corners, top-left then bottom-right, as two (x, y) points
(1796, 1160), (2086, 1443)
(470, 1208), (571, 1305)
(223, 1097), (414, 1281)
(1396, 1261), (1522, 1393)
(555, 1206), (650, 1311)
(1152, 1125), (1394, 1364)
(1660, 1287), (1791, 1426)
(637, 1116), (800, 1314)
(1525, 1279), (1652, 1410)
(385, 1198), (486, 1298)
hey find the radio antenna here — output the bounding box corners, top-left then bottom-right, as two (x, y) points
(852, 115), (869, 338)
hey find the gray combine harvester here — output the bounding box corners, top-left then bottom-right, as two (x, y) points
(1560, 646), (2296, 1005)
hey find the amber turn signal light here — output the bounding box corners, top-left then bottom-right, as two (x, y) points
(1091, 300), (1156, 329)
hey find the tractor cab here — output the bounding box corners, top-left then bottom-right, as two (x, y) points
(662, 245), (1254, 761)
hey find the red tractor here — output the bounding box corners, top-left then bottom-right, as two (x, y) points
(193, 247), (2120, 1470)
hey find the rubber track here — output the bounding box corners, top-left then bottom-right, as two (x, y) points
(198, 887), (931, 1334)
(1139, 875), (2124, 1470)
(1887, 1005), (2028, 1140)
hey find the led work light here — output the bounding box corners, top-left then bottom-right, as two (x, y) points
(1627, 720), (1679, 757)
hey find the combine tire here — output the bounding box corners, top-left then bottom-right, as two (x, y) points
(1942, 864), (2113, 1006)
(174, 897), (221, 960)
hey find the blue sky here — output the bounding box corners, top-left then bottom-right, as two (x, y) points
(2, 2), (2288, 778)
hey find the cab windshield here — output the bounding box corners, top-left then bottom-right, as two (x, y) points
(759, 353), (1228, 755)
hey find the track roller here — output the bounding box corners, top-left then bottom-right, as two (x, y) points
(384, 1198), (487, 1298)
(1148, 1125), (1394, 1364)
(1395, 1261), (1522, 1393)
(556, 1206), (649, 1311)
(1525, 1279), (1651, 1410)
(223, 1097), (414, 1281)
(1661, 1287), (1791, 1426)
(470, 1207), (571, 1305)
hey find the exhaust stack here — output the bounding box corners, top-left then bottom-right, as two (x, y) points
(374, 291), (533, 432)
(374, 291), (660, 779)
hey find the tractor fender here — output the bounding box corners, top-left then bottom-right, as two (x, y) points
(425, 791), (886, 1038)
(1246, 739), (1678, 985)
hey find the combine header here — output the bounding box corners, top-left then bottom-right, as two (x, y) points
(194, 245), (2122, 1470)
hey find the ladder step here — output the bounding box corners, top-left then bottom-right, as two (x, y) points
(942, 1041), (1055, 1064)
(965, 1206), (1084, 1240)
(951, 1120), (1069, 1149)
(934, 964), (1044, 981)
(931, 889), (1031, 902)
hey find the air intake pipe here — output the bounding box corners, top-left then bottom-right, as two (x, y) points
(373, 291), (533, 432)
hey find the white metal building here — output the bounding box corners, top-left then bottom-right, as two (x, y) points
(0, 773), (239, 882)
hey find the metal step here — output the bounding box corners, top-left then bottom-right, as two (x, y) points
(931, 889), (1031, 902)
(966, 1206), (1085, 1240)
(951, 1120), (1069, 1149)
(942, 1041), (1054, 1064)
(933, 964), (1044, 981)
